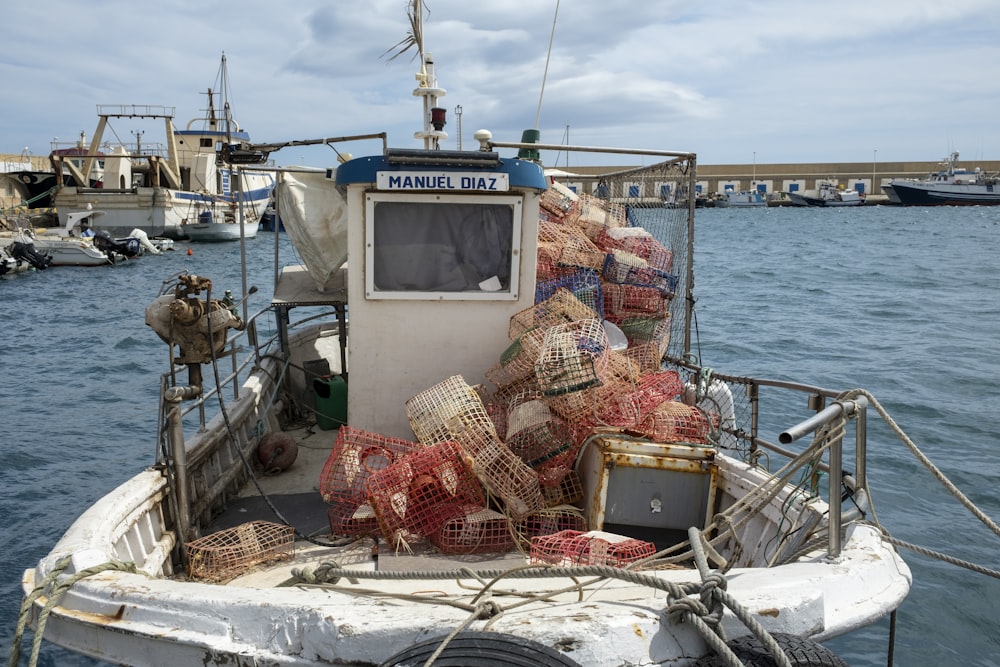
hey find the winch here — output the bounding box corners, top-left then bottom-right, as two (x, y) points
(145, 273), (247, 367)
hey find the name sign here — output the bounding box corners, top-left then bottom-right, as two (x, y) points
(377, 171), (510, 192)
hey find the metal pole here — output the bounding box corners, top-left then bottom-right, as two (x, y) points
(828, 425), (843, 557)
(872, 149), (877, 196)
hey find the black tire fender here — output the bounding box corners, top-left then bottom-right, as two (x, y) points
(379, 630), (582, 667)
(694, 632), (850, 667)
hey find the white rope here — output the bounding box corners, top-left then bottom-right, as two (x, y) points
(534, 0), (560, 129)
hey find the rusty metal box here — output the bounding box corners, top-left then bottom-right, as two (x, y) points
(577, 437), (717, 536)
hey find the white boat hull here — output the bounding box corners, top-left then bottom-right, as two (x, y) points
(53, 176), (273, 240)
(182, 220), (260, 242)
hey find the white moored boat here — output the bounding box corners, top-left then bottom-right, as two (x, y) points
(16, 4), (920, 666)
(787, 182), (865, 207)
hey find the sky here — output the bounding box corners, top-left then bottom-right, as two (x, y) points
(1, 0), (998, 170)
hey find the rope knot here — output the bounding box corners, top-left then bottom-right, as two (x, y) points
(474, 599), (502, 619)
(665, 596), (710, 624)
(700, 571), (727, 597)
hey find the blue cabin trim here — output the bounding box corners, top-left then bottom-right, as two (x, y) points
(336, 153), (548, 192)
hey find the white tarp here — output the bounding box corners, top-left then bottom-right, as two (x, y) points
(275, 170), (348, 292)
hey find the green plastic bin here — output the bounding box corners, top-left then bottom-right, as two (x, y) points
(313, 375), (347, 430)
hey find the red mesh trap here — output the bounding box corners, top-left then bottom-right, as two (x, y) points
(595, 227), (674, 273)
(529, 530), (656, 567)
(367, 441), (485, 541)
(319, 426), (422, 505)
(512, 507), (588, 550)
(327, 501), (380, 537)
(596, 370), (684, 428)
(602, 283), (670, 321)
(539, 180), (578, 220)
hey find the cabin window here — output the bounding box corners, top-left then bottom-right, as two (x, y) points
(200, 138), (213, 148)
(365, 193), (522, 300)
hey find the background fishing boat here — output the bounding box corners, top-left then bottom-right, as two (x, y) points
(49, 55), (275, 240)
(882, 151), (1000, 205)
(787, 182), (865, 207)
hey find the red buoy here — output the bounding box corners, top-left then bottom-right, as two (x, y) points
(257, 432), (298, 472)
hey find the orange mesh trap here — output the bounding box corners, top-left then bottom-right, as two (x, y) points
(430, 505), (514, 554)
(405, 375), (499, 446)
(632, 400), (715, 444)
(508, 288), (600, 340)
(534, 318), (610, 397)
(185, 521), (294, 582)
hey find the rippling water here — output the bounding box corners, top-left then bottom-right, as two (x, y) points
(2, 207), (998, 666)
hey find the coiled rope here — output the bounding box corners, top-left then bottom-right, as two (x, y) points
(8, 556), (136, 667)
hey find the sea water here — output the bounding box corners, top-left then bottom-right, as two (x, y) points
(2, 206), (999, 666)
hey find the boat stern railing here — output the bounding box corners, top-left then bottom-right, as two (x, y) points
(665, 357), (873, 561)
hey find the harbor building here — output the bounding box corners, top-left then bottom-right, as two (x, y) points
(532, 158), (1000, 202)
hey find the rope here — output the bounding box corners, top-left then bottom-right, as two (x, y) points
(841, 389), (1000, 539)
(687, 528), (793, 667)
(9, 557), (136, 667)
(420, 600), (503, 667)
(883, 534), (1000, 579)
(286, 553), (800, 667)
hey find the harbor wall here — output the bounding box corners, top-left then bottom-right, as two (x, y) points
(544, 159), (1000, 199)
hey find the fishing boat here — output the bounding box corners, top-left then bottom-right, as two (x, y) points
(181, 208), (260, 242)
(786, 182), (865, 207)
(714, 190), (767, 208)
(0, 243), (37, 275)
(48, 55), (275, 240)
(15, 5), (915, 666)
(0, 210), (147, 267)
(882, 151), (1000, 206)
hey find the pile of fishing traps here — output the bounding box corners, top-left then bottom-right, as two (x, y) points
(319, 182), (718, 562)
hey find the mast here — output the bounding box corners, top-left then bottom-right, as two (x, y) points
(410, 0), (447, 149)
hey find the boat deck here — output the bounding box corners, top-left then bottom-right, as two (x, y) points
(202, 422), (541, 587)
(209, 423), (338, 535)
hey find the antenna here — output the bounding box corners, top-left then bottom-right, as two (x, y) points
(534, 0), (561, 129)
(519, 0), (560, 161)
